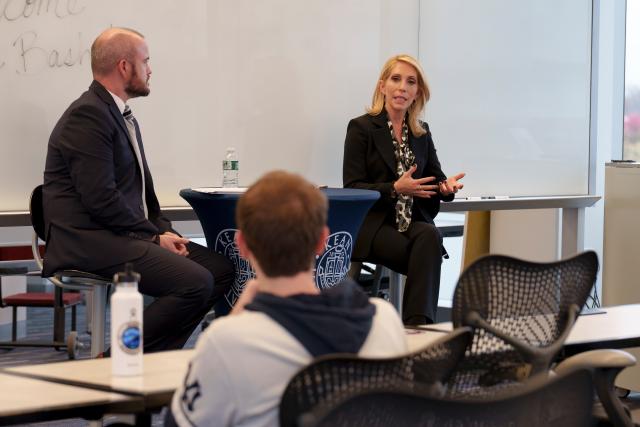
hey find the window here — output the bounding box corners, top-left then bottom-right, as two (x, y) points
(624, 0), (640, 160)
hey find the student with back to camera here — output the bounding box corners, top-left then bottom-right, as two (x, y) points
(166, 170), (408, 427)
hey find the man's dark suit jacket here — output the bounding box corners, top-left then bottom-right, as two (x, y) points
(342, 111), (453, 261)
(42, 80), (172, 276)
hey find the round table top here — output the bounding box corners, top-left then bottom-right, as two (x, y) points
(321, 188), (380, 200)
(181, 187), (380, 201)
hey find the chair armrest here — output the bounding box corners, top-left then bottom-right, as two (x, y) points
(555, 350), (636, 427)
(554, 349), (636, 376)
(32, 231), (44, 272)
(465, 306), (579, 373)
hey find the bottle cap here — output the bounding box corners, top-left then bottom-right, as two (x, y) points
(114, 263), (141, 284)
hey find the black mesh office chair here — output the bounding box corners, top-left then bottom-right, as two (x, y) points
(447, 251), (598, 397)
(279, 327), (472, 427)
(447, 251), (636, 426)
(299, 368), (595, 427)
(29, 185), (112, 358)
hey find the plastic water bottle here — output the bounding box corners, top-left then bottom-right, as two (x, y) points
(110, 263), (143, 376)
(222, 147), (239, 187)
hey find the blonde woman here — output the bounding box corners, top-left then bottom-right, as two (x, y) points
(343, 54), (464, 325)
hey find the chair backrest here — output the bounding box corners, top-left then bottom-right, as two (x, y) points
(448, 251), (598, 397)
(279, 327), (472, 427)
(29, 185), (47, 271)
(300, 368), (595, 427)
(30, 185), (46, 242)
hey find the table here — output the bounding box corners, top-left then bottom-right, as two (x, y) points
(0, 195), (599, 228)
(440, 195), (600, 259)
(0, 195), (598, 271)
(180, 187), (379, 313)
(3, 349), (194, 412)
(0, 372), (140, 426)
(405, 304), (640, 354)
(0, 195), (599, 265)
(563, 304), (640, 355)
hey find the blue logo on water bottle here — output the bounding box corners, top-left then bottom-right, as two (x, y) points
(118, 321), (141, 354)
(122, 326), (140, 349)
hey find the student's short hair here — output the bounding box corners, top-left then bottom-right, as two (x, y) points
(236, 170), (328, 277)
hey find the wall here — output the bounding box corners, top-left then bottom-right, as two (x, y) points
(0, 0), (414, 212)
(418, 0), (593, 198)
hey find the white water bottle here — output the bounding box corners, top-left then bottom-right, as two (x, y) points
(222, 147), (239, 187)
(111, 263), (143, 376)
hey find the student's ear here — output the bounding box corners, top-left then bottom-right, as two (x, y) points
(236, 230), (252, 259)
(314, 226), (330, 256)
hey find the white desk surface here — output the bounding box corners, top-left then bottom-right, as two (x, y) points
(406, 327), (452, 352)
(406, 304), (640, 352)
(3, 349), (194, 397)
(0, 195), (601, 227)
(5, 305), (638, 405)
(440, 195), (600, 212)
(566, 304), (640, 350)
(0, 372), (138, 421)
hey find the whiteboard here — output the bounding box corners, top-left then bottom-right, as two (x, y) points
(0, 0), (594, 213)
(0, 0), (385, 211)
(419, 0), (593, 197)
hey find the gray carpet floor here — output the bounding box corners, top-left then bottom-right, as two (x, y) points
(1, 304), (100, 368)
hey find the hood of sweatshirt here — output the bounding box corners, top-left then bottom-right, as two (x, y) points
(245, 279), (376, 357)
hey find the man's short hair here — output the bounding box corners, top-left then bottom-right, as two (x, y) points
(236, 170), (328, 277)
(91, 27), (145, 77)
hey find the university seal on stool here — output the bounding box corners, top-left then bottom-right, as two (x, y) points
(215, 228), (255, 307)
(315, 231), (353, 290)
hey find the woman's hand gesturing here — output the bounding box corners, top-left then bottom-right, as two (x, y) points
(438, 172), (465, 196)
(393, 165), (439, 198)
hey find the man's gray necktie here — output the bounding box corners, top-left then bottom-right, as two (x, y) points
(123, 105), (148, 219)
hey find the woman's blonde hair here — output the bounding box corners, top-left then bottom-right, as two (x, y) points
(367, 54), (430, 137)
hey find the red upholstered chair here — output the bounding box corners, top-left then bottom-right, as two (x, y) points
(0, 267), (82, 358)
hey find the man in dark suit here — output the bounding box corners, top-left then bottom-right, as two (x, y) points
(43, 27), (234, 352)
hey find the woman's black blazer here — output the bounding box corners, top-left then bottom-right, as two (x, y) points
(343, 111), (453, 260)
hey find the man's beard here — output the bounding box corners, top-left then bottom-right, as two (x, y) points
(125, 68), (150, 98)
